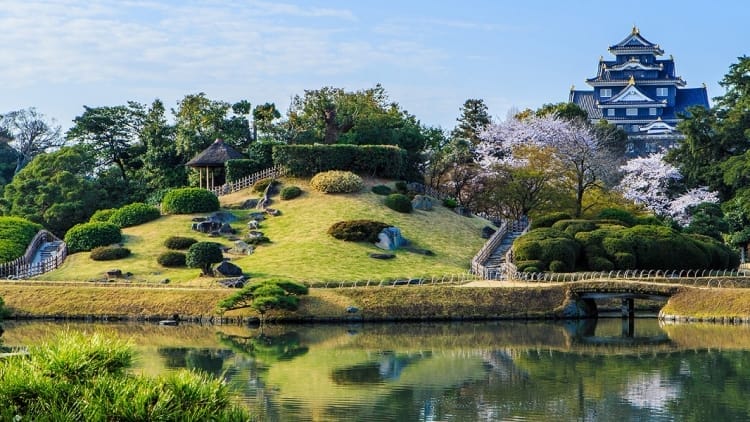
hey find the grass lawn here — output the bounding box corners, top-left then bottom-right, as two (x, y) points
(37, 177), (492, 285)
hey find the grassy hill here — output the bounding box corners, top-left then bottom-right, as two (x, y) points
(37, 178), (492, 285)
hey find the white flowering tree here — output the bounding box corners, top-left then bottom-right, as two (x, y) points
(478, 115), (617, 217)
(617, 152), (719, 225)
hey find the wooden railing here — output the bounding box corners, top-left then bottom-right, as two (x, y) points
(470, 221), (508, 279)
(0, 230), (67, 279)
(210, 165), (287, 196)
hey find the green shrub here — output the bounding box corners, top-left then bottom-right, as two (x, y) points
(596, 208), (636, 227)
(512, 228), (578, 271)
(551, 219), (598, 237)
(548, 260), (570, 273)
(0, 217), (43, 263)
(157, 251), (187, 267)
(252, 178), (275, 193)
(280, 185), (302, 200)
(394, 181), (407, 193)
(613, 252), (637, 269)
(185, 242), (224, 275)
(328, 220), (391, 243)
(516, 260), (545, 272)
(310, 170), (363, 193)
(245, 235), (271, 245)
(522, 266), (540, 273)
(384, 193), (413, 213)
(89, 209), (116, 223)
(530, 212), (572, 229)
(108, 203), (161, 228)
(272, 144), (405, 178)
(64, 222), (122, 253)
(635, 215), (662, 226)
(90, 246), (131, 261)
(587, 256), (614, 271)
(164, 236), (198, 250)
(371, 185), (392, 195)
(442, 198), (458, 209)
(161, 188), (219, 214)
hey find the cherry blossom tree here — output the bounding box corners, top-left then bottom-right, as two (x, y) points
(478, 114), (618, 217)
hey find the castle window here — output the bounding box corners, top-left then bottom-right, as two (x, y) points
(607, 109), (615, 116)
(656, 87), (668, 96)
(649, 108), (657, 116)
(600, 88), (612, 98)
(631, 124), (640, 132)
(626, 108), (638, 116)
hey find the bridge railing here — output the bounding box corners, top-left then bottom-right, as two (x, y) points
(0, 230), (67, 279)
(504, 268), (750, 287)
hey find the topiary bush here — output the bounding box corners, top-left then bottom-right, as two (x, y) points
(185, 242), (224, 275)
(516, 260), (544, 272)
(384, 193), (413, 213)
(252, 178), (275, 193)
(310, 170), (363, 194)
(0, 217), (43, 263)
(371, 185), (392, 195)
(551, 219), (598, 237)
(328, 220), (391, 243)
(596, 208), (637, 227)
(90, 246), (131, 261)
(548, 260), (570, 273)
(64, 222), (122, 254)
(108, 203), (161, 228)
(162, 188), (220, 214)
(530, 212), (572, 229)
(587, 256), (614, 271)
(89, 209), (117, 223)
(164, 236), (198, 250)
(280, 186), (302, 200)
(157, 251), (187, 267)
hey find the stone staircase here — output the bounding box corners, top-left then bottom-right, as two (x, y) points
(471, 219), (529, 280)
(483, 226), (527, 280)
(27, 240), (66, 277)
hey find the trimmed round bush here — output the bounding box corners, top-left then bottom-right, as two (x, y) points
(516, 260), (544, 272)
(522, 266), (540, 273)
(108, 203), (161, 228)
(552, 219), (597, 237)
(310, 170), (363, 194)
(530, 212), (572, 229)
(162, 188), (220, 214)
(157, 251), (187, 267)
(328, 220), (391, 243)
(613, 252), (636, 269)
(280, 185), (302, 200)
(371, 185), (392, 195)
(164, 236), (198, 250)
(587, 256), (614, 271)
(548, 260), (570, 273)
(384, 193), (413, 213)
(394, 181), (407, 193)
(64, 222), (122, 253)
(596, 208), (636, 227)
(89, 209), (116, 223)
(252, 178), (275, 193)
(90, 246), (131, 261)
(442, 198), (458, 209)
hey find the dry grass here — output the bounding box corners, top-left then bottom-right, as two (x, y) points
(661, 288), (750, 319)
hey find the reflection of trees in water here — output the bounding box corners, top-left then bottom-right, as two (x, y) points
(217, 332), (308, 364)
(156, 347), (231, 378)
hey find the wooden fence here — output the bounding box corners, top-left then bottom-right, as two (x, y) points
(0, 230), (67, 279)
(210, 165), (287, 196)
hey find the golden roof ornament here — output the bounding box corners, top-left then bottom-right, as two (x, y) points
(628, 75), (635, 85)
(632, 25), (639, 35)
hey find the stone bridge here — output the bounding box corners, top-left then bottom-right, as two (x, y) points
(568, 282), (682, 319)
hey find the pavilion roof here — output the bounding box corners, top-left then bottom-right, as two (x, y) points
(185, 139), (246, 167)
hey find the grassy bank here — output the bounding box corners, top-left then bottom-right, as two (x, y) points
(660, 288), (750, 320)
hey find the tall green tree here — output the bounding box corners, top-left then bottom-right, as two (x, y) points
(139, 99), (185, 191)
(451, 99), (492, 147)
(2, 146), (104, 236)
(252, 102), (281, 141)
(67, 103), (145, 183)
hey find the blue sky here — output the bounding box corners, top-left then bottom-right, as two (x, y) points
(2, 0), (748, 132)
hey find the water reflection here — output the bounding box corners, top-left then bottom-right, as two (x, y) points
(3, 319), (750, 421)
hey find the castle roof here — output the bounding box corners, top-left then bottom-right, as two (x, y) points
(608, 26), (664, 55)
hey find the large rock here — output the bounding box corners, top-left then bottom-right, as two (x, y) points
(374, 227), (408, 251)
(412, 195), (433, 211)
(215, 260), (243, 277)
(232, 240), (254, 255)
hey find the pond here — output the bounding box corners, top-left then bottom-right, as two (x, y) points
(3, 318), (750, 421)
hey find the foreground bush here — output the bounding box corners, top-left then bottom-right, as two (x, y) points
(0, 216), (42, 263)
(328, 220), (391, 243)
(0, 331), (249, 420)
(280, 185), (302, 200)
(90, 246), (131, 261)
(64, 222), (122, 253)
(162, 188), (219, 214)
(157, 251), (187, 267)
(310, 170), (363, 193)
(384, 193), (413, 213)
(108, 203), (161, 228)
(164, 236), (198, 250)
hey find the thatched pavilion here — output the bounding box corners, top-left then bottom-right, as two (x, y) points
(185, 139), (246, 190)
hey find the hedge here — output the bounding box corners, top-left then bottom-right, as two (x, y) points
(280, 186), (302, 200)
(157, 251), (187, 267)
(530, 212), (572, 230)
(272, 144), (405, 178)
(224, 142), (279, 183)
(0, 217), (43, 263)
(164, 236), (198, 250)
(162, 188), (220, 214)
(384, 193), (413, 213)
(64, 222), (122, 254)
(90, 246), (131, 261)
(108, 203), (161, 228)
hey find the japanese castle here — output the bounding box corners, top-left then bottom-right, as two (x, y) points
(569, 27), (709, 156)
